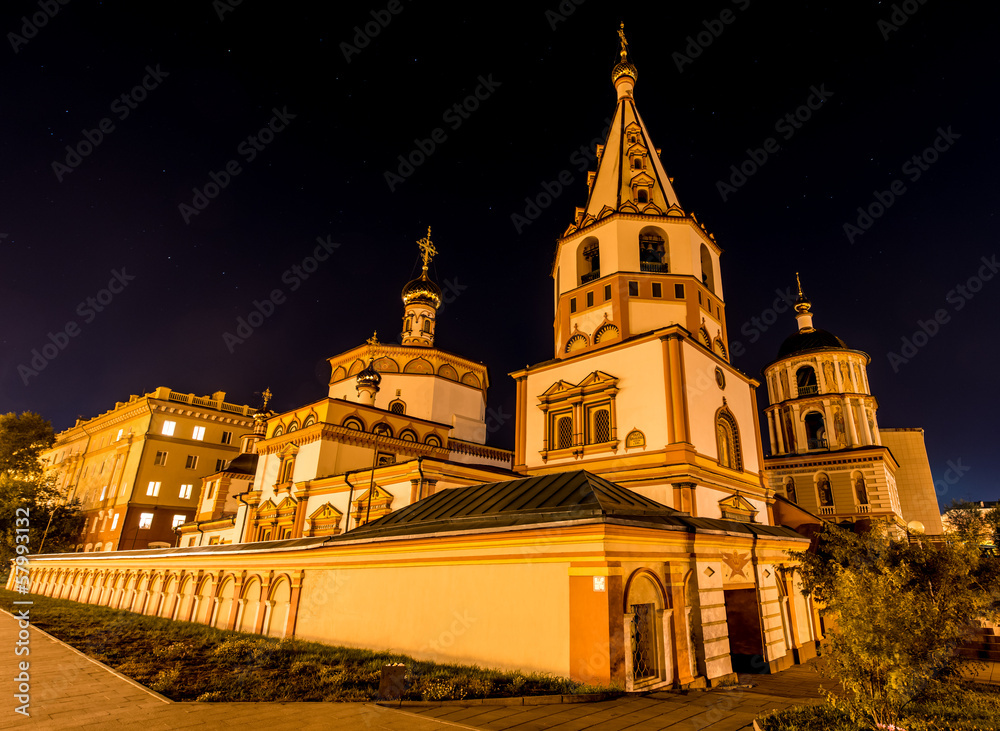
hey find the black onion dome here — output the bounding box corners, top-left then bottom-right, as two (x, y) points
(401, 273), (442, 308)
(356, 358), (382, 389)
(777, 329), (848, 359)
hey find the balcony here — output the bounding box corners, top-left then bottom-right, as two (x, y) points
(819, 506), (836, 516)
(797, 385), (819, 397)
(640, 261), (669, 273)
(581, 270), (600, 283)
(807, 438), (828, 450)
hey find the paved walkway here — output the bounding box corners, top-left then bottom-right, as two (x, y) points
(15, 606), (991, 730)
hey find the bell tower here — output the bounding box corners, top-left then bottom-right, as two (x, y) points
(551, 24), (728, 361)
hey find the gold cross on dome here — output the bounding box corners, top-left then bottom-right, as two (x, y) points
(261, 387), (272, 410)
(618, 22), (629, 60)
(417, 226), (437, 271)
(366, 331), (379, 347)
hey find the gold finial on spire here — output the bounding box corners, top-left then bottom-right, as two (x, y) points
(260, 387), (272, 411)
(795, 272), (804, 297)
(416, 226), (437, 273)
(366, 331), (380, 347)
(618, 22), (629, 62)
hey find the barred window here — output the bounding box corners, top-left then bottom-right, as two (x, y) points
(593, 409), (611, 443)
(557, 416), (573, 450)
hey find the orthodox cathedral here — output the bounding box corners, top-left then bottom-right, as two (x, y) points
(21, 28), (940, 691)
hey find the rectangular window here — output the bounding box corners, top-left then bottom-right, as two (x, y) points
(179, 484), (193, 499)
(698, 291), (703, 305)
(146, 481), (161, 497)
(208, 481), (216, 499)
(99, 486), (107, 501)
(216, 458), (226, 472)
(116, 429), (124, 441)
(652, 282), (662, 298)
(675, 283), (685, 299)
(586, 291), (594, 307)
(171, 515), (186, 529)
(604, 284), (611, 301)
(138, 513), (153, 530)
(570, 297), (577, 313)
(192, 426), (206, 441)
(221, 430), (233, 445)
(185, 455), (198, 470)
(209, 537), (220, 545)
(111, 514), (119, 531)
(628, 281), (639, 297)
(154, 451), (167, 466)
(162, 420), (176, 436)
(91, 517), (98, 533)
(188, 537), (196, 547)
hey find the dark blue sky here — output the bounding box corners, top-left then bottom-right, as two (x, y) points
(1, 2), (996, 504)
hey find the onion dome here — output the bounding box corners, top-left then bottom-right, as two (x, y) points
(778, 329), (848, 359)
(356, 358), (382, 390)
(401, 272), (442, 309)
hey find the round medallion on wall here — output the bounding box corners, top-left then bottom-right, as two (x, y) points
(715, 366), (726, 390)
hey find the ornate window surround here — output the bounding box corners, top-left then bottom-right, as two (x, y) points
(538, 371), (620, 460)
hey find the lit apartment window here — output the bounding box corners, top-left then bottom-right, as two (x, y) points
(154, 451), (167, 466)
(162, 420), (176, 436)
(171, 515), (186, 529)
(179, 484), (193, 499)
(111, 514), (119, 531)
(192, 426), (206, 441)
(147, 481), (161, 497)
(221, 430), (233, 445)
(185, 455), (199, 470)
(138, 513), (153, 530)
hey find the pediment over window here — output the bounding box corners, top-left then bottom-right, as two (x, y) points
(719, 494), (757, 523)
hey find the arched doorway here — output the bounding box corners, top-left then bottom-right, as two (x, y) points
(623, 569), (672, 690)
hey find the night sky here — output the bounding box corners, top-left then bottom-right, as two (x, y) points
(2, 2), (996, 504)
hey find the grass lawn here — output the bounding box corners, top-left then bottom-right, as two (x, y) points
(757, 681), (1000, 730)
(1, 588), (619, 702)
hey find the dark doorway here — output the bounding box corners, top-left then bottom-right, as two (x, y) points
(724, 588), (765, 673)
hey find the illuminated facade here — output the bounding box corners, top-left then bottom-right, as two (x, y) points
(40, 388), (256, 551)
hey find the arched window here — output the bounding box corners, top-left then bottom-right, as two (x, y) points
(372, 423), (392, 439)
(804, 411), (826, 449)
(713, 338), (728, 360)
(399, 429), (417, 442)
(854, 474), (869, 505)
(303, 415), (316, 427)
(784, 477), (797, 504)
(342, 417), (364, 431)
(796, 366), (818, 397)
(278, 457), (295, 484)
(699, 327), (712, 349)
(638, 232), (667, 273)
(578, 237), (600, 284)
(389, 400), (405, 415)
(425, 434), (442, 447)
(421, 319), (431, 333)
(715, 410), (742, 470)
(557, 416), (573, 449)
(699, 244), (715, 293)
(590, 408), (611, 444)
(287, 421), (299, 433)
(817, 474), (833, 506)
(272, 426), (283, 438)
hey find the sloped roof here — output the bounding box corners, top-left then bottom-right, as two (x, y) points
(339, 470), (805, 542)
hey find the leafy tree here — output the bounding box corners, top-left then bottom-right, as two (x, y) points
(796, 523), (1000, 730)
(0, 412), (83, 581)
(943, 498), (1000, 547)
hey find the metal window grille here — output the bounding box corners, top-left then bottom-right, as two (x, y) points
(557, 416), (573, 449)
(594, 409), (611, 443)
(630, 603), (655, 680)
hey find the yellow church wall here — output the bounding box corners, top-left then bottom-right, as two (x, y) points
(628, 302), (687, 336)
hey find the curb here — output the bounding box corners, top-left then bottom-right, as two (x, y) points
(378, 691), (621, 707)
(1, 607), (172, 704)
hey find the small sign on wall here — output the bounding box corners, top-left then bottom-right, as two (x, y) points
(593, 575), (606, 592)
